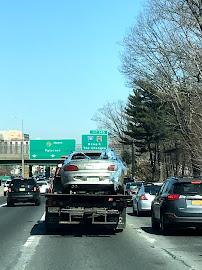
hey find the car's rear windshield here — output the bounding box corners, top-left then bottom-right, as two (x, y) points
(11, 179), (36, 187)
(144, 185), (161, 195)
(173, 182), (202, 195)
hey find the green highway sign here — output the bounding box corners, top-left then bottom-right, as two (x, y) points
(82, 134), (108, 150)
(29, 139), (76, 160)
(90, 130), (108, 135)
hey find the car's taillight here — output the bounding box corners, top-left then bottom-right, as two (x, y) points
(107, 165), (116, 171)
(33, 187), (37, 192)
(140, 194), (147, 200)
(64, 165), (79, 171)
(8, 188), (12, 193)
(167, 194), (180, 200)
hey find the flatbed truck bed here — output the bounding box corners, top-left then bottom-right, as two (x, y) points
(45, 193), (131, 232)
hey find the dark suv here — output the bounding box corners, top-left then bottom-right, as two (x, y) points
(151, 176), (202, 234)
(7, 178), (41, 207)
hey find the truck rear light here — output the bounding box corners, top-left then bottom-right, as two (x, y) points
(33, 187), (37, 192)
(8, 188), (12, 193)
(191, 180), (201, 184)
(107, 165), (116, 171)
(64, 165), (79, 171)
(108, 198), (113, 202)
(140, 194), (147, 200)
(167, 194), (180, 200)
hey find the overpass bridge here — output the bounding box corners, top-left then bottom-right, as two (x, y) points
(0, 141), (64, 177)
(0, 141), (63, 165)
(0, 154), (61, 165)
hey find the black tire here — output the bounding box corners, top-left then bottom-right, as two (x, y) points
(7, 201), (14, 207)
(160, 214), (169, 235)
(132, 204), (136, 215)
(116, 229), (123, 233)
(4, 192), (6, 196)
(151, 211), (160, 231)
(136, 204), (141, 217)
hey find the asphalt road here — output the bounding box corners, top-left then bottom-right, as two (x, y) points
(0, 197), (202, 270)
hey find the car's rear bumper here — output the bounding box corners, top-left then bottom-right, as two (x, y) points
(164, 212), (202, 227)
(7, 193), (39, 203)
(139, 201), (152, 211)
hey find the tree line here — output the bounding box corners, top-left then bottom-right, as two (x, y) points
(93, 0), (202, 181)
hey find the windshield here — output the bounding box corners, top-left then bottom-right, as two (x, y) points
(11, 179), (36, 188)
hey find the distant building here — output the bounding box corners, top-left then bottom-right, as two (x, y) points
(0, 130), (29, 141)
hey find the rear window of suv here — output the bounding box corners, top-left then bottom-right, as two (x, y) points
(173, 182), (202, 195)
(11, 179), (37, 188)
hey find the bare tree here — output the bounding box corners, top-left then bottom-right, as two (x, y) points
(121, 0), (202, 176)
(92, 101), (136, 177)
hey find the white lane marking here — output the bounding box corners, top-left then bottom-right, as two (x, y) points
(13, 212), (45, 270)
(136, 228), (156, 244)
(0, 203), (7, 207)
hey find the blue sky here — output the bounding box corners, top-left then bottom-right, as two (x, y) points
(0, 0), (145, 143)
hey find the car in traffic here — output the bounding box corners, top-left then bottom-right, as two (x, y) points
(3, 179), (12, 196)
(7, 177), (41, 206)
(132, 183), (162, 216)
(151, 176), (202, 234)
(125, 181), (144, 206)
(60, 149), (128, 194)
(37, 180), (50, 194)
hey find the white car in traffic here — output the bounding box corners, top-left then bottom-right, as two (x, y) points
(37, 180), (50, 194)
(4, 180), (12, 196)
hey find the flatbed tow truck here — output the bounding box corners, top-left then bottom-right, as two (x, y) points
(44, 149), (131, 232)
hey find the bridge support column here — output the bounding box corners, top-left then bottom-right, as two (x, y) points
(29, 165), (33, 177)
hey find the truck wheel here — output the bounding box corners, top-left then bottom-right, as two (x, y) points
(115, 229), (123, 233)
(7, 201), (14, 207)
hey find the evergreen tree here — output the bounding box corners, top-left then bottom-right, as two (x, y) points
(124, 85), (168, 180)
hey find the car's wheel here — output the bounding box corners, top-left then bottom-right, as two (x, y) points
(136, 204), (141, 216)
(160, 214), (169, 235)
(4, 191), (6, 196)
(132, 204), (136, 215)
(151, 211), (160, 231)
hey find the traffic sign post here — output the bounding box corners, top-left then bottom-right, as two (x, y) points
(82, 134), (108, 150)
(29, 139), (76, 160)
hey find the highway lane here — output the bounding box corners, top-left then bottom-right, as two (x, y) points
(0, 196), (45, 270)
(1, 200), (202, 270)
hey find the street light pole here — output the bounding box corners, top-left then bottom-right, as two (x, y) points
(21, 120), (24, 178)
